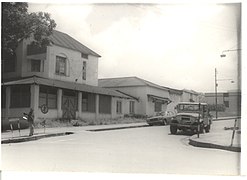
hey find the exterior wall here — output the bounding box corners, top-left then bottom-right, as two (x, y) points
(111, 97), (138, 118)
(182, 91), (199, 102)
(46, 45), (98, 86)
(146, 86), (170, 116)
(204, 91), (241, 113)
(102, 86), (171, 116)
(205, 93), (224, 105)
(104, 86), (147, 115)
(3, 39), (99, 87)
(228, 91), (241, 113)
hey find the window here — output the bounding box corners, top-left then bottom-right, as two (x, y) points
(55, 56), (66, 75)
(39, 86), (57, 109)
(99, 95), (111, 114)
(224, 101), (229, 108)
(31, 59), (41, 72)
(129, 101), (135, 114)
(116, 101), (122, 114)
(81, 53), (88, 59)
(223, 93), (229, 97)
(154, 101), (162, 112)
(10, 85), (30, 108)
(82, 92), (96, 112)
(82, 61), (87, 80)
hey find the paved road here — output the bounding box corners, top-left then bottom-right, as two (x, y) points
(1, 124), (240, 175)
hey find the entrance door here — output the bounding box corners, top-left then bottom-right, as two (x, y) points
(62, 95), (77, 120)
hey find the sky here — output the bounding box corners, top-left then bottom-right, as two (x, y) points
(28, 2), (241, 93)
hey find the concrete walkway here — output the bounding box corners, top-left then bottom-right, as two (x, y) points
(1, 119), (241, 153)
(189, 118), (241, 152)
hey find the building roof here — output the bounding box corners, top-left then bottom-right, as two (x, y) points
(2, 76), (134, 99)
(99, 76), (169, 91)
(49, 30), (101, 57)
(182, 89), (200, 95)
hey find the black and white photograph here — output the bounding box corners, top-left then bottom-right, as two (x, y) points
(1, 1), (245, 179)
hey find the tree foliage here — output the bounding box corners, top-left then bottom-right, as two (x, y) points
(1, 2), (56, 60)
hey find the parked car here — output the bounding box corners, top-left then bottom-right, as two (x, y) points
(147, 111), (176, 126)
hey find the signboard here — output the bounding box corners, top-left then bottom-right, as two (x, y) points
(41, 104), (49, 114)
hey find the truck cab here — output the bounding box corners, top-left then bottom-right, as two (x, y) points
(170, 102), (212, 134)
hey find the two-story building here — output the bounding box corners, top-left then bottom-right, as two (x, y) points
(1, 30), (137, 129)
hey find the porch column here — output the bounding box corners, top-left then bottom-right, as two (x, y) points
(78, 92), (82, 119)
(57, 89), (63, 118)
(5, 86), (11, 121)
(95, 94), (99, 120)
(111, 96), (114, 119)
(30, 84), (39, 122)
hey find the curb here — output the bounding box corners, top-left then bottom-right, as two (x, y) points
(189, 136), (241, 152)
(87, 124), (149, 132)
(212, 116), (241, 121)
(1, 132), (73, 144)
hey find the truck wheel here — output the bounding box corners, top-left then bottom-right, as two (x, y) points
(170, 125), (177, 134)
(205, 125), (210, 133)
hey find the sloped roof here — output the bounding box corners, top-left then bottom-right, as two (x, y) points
(49, 30), (101, 57)
(182, 89), (200, 95)
(2, 76), (134, 99)
(99, 76), (169, 91)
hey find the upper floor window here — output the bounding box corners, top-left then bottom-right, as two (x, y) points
(81, 53), (88, 59)
(55, 56), (66, 75)
(82, 61), (87, 80)
(31, 59), (41, 72)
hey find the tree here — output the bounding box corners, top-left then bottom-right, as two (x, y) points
(1, 2), (56, 61)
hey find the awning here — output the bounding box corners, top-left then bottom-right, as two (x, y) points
(2, 76), (135, 99)
(147, 94), (171, 104)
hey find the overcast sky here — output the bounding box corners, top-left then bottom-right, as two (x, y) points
(28, 3), (241, 93)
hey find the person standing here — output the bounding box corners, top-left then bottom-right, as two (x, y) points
(24, 108), (34, 136)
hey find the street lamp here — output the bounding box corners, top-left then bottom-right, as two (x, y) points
(220, 49), (241, 58)
(215, 68), (234, 120)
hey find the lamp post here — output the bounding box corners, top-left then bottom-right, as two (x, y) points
(220, 49), (241, 58)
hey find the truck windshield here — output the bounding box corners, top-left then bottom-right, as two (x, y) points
(177, 104), (200, 112)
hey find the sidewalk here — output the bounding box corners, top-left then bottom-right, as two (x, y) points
(189, 119), (241, 152)
(1, 122), (149, 144)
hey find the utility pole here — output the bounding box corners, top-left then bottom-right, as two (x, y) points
(215, 68), (218, 120)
